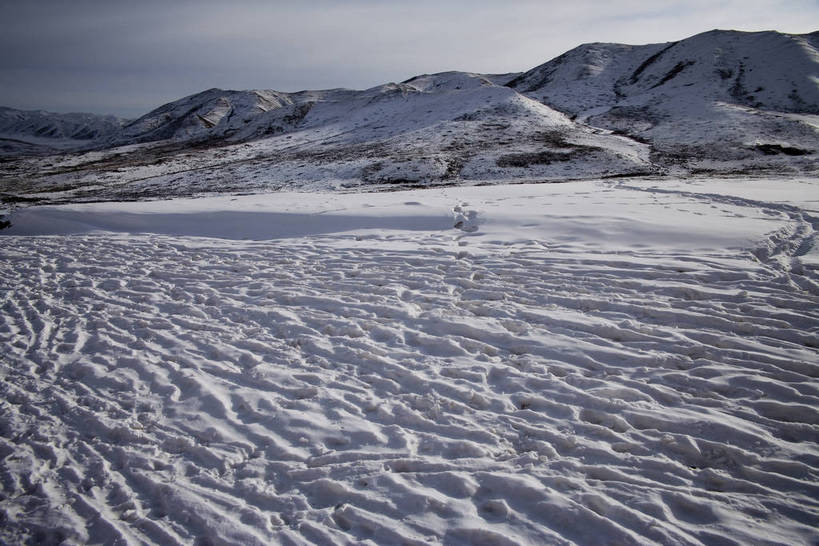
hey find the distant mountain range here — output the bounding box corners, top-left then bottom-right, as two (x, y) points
(1, 29), (817, 204)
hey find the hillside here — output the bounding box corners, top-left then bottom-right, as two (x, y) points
(0, 107), (123, 156)
(0, 29), (816, 205)
(509, 30), (819, 170)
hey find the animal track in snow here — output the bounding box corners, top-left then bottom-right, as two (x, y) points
(1, 229), (817, 545)
(453, 203), (479, 232)
(1, 180), (818, 545)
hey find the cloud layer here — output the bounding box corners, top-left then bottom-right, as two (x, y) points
(1, 0), (816, 117)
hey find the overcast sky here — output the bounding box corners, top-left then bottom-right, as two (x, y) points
(1, 0), (816, 118)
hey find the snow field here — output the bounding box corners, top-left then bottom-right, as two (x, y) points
(1, 179), (818, 544)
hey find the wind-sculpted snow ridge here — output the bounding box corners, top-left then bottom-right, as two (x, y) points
(1, 180), (818, 545)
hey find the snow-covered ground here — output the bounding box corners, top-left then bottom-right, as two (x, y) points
(1, 178), (818, 544)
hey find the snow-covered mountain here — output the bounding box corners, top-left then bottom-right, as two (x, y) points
(0, 29), (816, 204)
(509, 30), (819, 169)
(0, 72), (651, 202)
(509, 30), (819, 115)
(116, 88), (313, 144)
(0, 107), (123, 156)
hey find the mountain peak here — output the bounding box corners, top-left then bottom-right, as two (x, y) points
(1, 28), (816, 195)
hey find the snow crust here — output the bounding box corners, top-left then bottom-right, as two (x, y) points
(1, 178), (818, 544)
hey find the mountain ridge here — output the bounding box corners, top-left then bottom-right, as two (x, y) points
(0, 29), (816, 204)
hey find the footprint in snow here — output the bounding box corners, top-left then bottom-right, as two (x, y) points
(453, 204), (479, 232)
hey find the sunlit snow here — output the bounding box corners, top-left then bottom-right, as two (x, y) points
(1, 178), (817, 544)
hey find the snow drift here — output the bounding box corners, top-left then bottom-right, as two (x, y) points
(1, 179), (818, 544)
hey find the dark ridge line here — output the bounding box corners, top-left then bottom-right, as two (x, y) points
(651, 60), (696, 89)
(504, 51), (569, 92)
(629, 42), (679, 85)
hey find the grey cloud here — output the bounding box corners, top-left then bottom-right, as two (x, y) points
(1, 0), (816, 117)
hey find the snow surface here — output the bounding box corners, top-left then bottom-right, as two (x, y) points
(1, 178), (818, 544)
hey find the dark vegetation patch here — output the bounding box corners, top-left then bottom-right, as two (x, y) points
(0, 193), (44, 204)
(497, 131), (604, 167)
(628, 42), (678, 85)
(497, 151), (575, 168)
(730, 64), (749, 101)
(610, 129), (650, 144)
(445, 157), (465, 179)
(590, 106), (660, 135)
(347, 179), (455, 193)
(755, 144), (811, 156)
(651, 60), (695, 89)
(728, 64), (764, 108)
(371, 177), (423, 186)
(651, 141), (759, 165)
(505, 52), (566, 93)
(689, 164), (796, 176)
(600, 171), (657, 179)
(715, 68), (734, 80)
(534, 131), (577, 147)
(497, 136), (601, 168)
(360, 160), (431, 186)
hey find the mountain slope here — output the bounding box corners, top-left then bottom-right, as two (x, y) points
(0, 29), (816, 204)
(0, 107), (124, 156)
(115, 88), (315, 144)
(0, 72), (651, 203)
(509, 30), (819, 171)
(508, 30), (819, 115)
